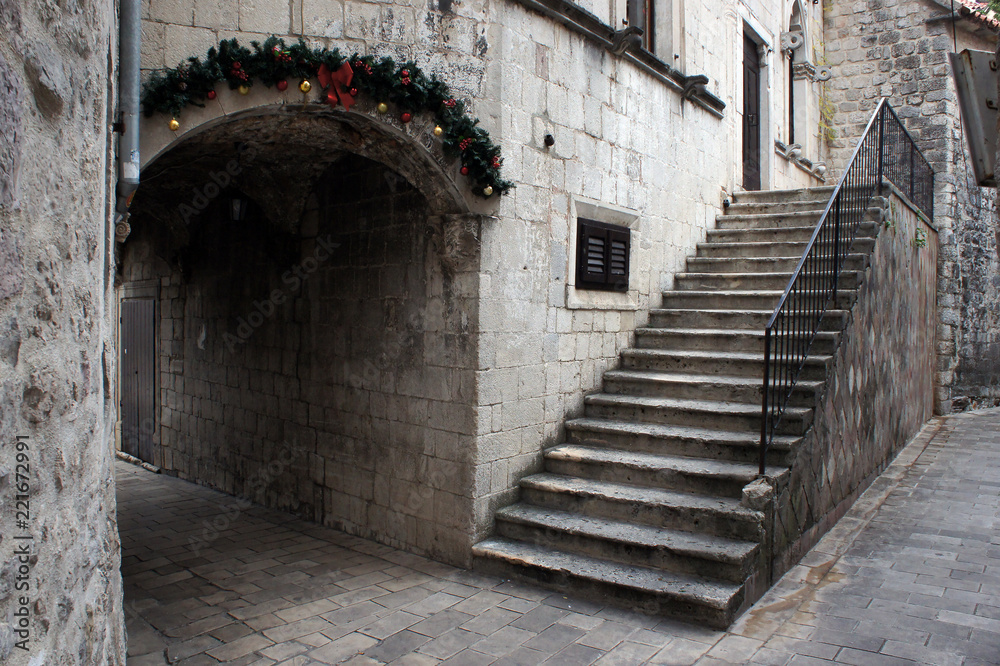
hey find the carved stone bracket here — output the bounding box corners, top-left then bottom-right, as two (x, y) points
(775, 140), (828, 180)
(792, 61), (817, 81)
(115, 215), (132, 243)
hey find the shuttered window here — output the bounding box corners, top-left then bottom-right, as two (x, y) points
(576, 218), (630, 292)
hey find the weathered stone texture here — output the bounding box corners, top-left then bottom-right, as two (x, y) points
(0, 50), (20, 209)
(773, 191), (937, 572)
(124, 142), (480, 564)
(134, 0), (841, 560)
(824, 0), (999, 411)
(0, 0), (124, 664)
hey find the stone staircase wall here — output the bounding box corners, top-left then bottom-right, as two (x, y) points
(770, 185), (938, 576)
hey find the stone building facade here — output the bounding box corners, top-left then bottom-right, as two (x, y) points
(0, 0), (126, 663)
(124, 0), (841, 565)
(3, 0), (998, 658)
(824, 0), (999, 411)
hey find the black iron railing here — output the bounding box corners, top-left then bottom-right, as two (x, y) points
(759, 99), (933, 474)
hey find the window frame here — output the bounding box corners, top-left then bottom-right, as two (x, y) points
(575, 218), (631, 292)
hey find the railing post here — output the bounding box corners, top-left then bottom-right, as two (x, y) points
(927, 169), (934, 218)
(832, 197), (841, 301)
(909, 140), (915, 203)
(877, 105), (885, 190)
(759, 327), (771, 477)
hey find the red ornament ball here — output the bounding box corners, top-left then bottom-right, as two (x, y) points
(349, 87), (358, 97)
(400, 112), (412, 123)
(232, 61), (241, 70)
(207, 90), (217, 100)
(460, 166), (469, 176)
(401, 69), (409, 77)
(276, 79), (288, 91)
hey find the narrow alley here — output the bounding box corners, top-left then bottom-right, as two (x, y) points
(121, 409), (1000, 665)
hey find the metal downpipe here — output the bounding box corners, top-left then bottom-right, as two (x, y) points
(115, 0), (141, 222)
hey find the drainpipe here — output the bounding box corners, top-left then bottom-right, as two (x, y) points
(115, 0), (141, 226)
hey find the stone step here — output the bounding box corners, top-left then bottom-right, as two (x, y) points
(685, 255), (867, 274)
(633, 327), (839, 355)
(732, 186), (836, 203)
(696, 237), (876, 258)
(518, 473), (765, 540)
(584, 394), (812, 435)
(493, 504), (760, 583)
(620, 348), (830, 381)
(602, 369), (820, 407)
(564, 418), (797, 466)
(716, 209), (871, 230)
(660, 289), (855, 311)
(472, 538), (745, 628)
(674, 270), (861, 292)
(708, 222), (878, 243)
(722, 199), (829, 215)
(648, 308), (848, 331)
(543, 443), (787, 498)
(707, 226), (821, 243)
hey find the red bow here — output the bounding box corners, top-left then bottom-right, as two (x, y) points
(317, 62), (355, 111)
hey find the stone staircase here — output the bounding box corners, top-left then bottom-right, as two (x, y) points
(473, 186), (879, 628)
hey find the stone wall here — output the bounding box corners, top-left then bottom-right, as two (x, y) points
(123, 152), (480, 564)
(772, 188), (938, 573)
(135, 0), (839, 548)
(0, 0), (125, 663)
(824, 0), (999, 412)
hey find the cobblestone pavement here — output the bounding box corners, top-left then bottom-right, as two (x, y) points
(121, 409), (1000, 665)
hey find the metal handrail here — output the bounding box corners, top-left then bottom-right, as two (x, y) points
(758, 99), (934, 475)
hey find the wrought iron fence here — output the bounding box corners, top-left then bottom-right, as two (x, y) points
(759, 99), (934, 474)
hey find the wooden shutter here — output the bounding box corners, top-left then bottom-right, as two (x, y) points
(607, 226), (630, 291)
(576, 219), (630, 291)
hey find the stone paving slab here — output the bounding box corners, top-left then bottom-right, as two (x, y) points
(121, 409), (1000, 665)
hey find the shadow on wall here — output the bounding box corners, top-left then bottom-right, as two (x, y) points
(121, 124), (482, 564)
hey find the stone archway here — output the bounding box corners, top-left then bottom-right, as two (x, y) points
(138, 87), (490, 218)
(119, 103), (486, 565)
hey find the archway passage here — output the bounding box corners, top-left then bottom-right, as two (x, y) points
(119, 110), (482, 566)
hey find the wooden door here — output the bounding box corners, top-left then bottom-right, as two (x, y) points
(121, 299), (156, 464)
(743, 34), (762, 191)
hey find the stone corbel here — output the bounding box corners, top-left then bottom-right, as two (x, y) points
(780, 31), (804, 58)
(792, 61), (817, 82)
(775, 140), (828, 181)
(115, 216), (132, 243)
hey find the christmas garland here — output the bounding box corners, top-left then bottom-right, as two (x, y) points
(141, 37), (512, 198)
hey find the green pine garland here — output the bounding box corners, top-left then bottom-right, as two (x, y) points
(141, 37), (513, 198)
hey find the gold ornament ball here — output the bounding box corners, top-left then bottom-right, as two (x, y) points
(299, 79), (312, 93)
(433, 125), (444, 137)
(238, 84), (250, 95)
(377, 102), (389, 114)
(483, 185), (494, 197)
(168, 118), (180, 131)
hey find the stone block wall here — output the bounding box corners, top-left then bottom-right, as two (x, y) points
(140, 0), (491, 99)
(123, 153), (480, 564)
(772, 189), (938, 573)
(135, 0), (841, 548)
(0, 0), (125, 663)
(824, 0), (999, 412)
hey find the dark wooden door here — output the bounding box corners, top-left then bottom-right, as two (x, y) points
(121, 299), (156, 464)
(743, 34), (762, 191)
